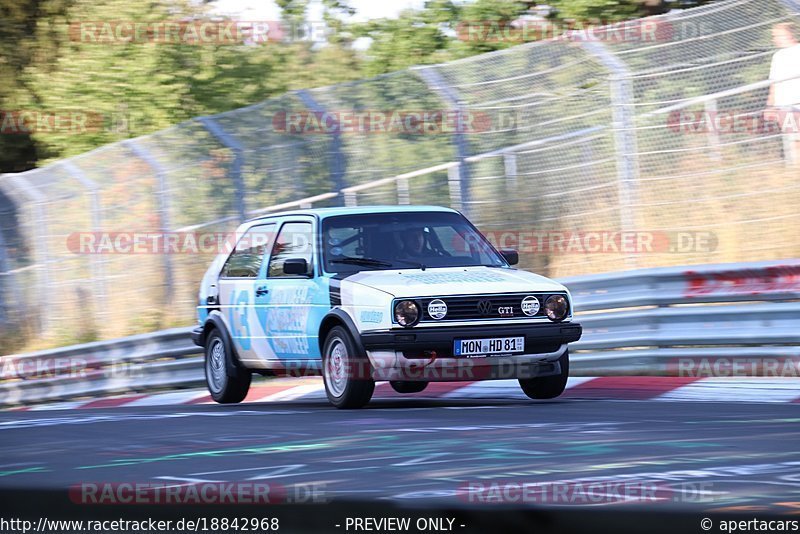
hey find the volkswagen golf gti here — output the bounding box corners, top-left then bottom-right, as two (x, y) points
(192, 206), (582, 409)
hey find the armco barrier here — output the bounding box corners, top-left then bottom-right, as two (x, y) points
(0, 328), (202, 407)
(565, 259), (800, 375)
(1, 260), (798, 406)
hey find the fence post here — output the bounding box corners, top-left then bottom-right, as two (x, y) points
(397, 177), (410, 205)
(703, 98), (722, 161)
(0, 221), (8, 325)
(503, 152), (518, 191)
(297, 90), (346, 203)
(415, 66), (473, 217)
(5, 174), (51, 333)
(343, 189), (358, 207)
(62, 162), (108, 322)
(447, 164), (463, 211)
(197, 117), (247, 222)
(580, 41), (641, 269)
(124, 140), (175, 306)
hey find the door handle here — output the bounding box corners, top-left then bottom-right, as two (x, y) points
(256, 287), (269, 297)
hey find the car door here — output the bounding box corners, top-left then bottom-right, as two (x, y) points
(217, 223), (277, 363)
(263, 218), (326, 365)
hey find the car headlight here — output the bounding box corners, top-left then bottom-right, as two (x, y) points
(394, 300), (420, 327)
(544, 295), (569, 322)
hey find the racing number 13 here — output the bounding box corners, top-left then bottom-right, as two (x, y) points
(229, 290), (252, 350)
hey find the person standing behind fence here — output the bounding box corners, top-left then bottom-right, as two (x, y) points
(766, 23), (800, 165)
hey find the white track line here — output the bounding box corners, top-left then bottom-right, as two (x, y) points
(440, 377), (597, 399)
(257, 383), (327, 402)
(124, 390), (208, 407)
(657, 378), (800, 403)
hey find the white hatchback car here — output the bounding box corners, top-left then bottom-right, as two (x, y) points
(193, 206), (582, 409)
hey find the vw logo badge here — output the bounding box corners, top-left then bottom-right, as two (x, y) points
(477, 299), (493, 316)
(521, 296), (540, 317)
(427, 299), (448, 320)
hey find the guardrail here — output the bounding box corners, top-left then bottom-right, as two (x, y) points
(0, 328), (202, 407)
(1, 260), (798, 406)
(565, 259), (800, 374)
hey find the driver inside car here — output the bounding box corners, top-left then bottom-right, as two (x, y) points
(398, 227), (433, 259)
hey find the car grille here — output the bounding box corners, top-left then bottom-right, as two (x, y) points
(417, 293), (567, 322)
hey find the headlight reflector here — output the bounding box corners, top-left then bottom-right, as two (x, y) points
(544, 295), (569, 322)
(394, 300), (420, 327)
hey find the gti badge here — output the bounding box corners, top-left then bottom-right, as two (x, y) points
(427, 299), (448, 320)
(521, 296), (541, 317)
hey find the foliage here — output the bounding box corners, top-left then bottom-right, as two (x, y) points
(0, 0), (718, 170)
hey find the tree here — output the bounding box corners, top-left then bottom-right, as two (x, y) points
(0, 0), (73, 171)
(7, 0), (365, 164)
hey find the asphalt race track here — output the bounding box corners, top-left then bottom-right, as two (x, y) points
(1, 396), (799, 516)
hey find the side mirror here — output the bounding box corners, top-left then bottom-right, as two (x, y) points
(500, 249), (519, 266)
(283, 258), (310, 276)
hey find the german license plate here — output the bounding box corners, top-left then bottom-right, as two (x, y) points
(453, 337), (525, 357)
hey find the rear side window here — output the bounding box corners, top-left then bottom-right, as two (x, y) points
(221, 225), (276, 278)
(268, 222), (314, 278)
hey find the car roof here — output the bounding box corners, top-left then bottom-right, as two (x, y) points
(246, 205), (459, 224)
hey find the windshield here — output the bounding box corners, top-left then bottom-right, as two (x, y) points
(322, 211), (506, 273)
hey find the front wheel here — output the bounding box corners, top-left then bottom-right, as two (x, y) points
(205, 328), (251, 404)
(519, 350), (569, 400)
(322, 326), (375, 409)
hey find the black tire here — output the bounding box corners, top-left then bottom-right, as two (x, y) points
(322, 326), (375, 409)
(519, 350), (569, 400)
(390, 381), (429, 394)
(204, 328), (251, 404)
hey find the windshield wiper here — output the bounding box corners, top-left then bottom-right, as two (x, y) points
(391, 259), (427, 271)
(330, 256), (393, 267)
(330, 256), (427, 271)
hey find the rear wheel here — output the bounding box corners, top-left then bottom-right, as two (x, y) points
(519, 350), (569, 400)
(205, 328), (251, 404)
(390, 381), (429, 394)
(322, 326), (375, 409)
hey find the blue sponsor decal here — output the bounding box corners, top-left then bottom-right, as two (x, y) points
(265, 279), (328, 360)
(229, 289), (252, 351)
(404, 272), (507, 284)
(360, 311), (384, 324)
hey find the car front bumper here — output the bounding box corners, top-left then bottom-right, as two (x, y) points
(361, 322), (582, 353)
(361, 322), (581, 382)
